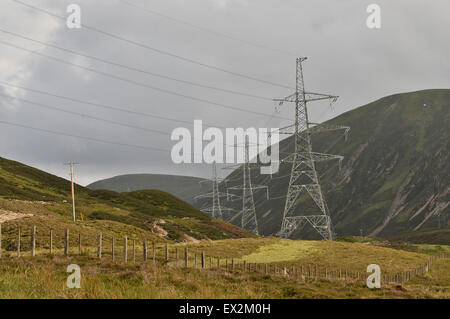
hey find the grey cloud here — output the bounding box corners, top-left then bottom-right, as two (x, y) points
(0, 0), (449, 185)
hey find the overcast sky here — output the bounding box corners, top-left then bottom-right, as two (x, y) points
(0, 0), (449, 186)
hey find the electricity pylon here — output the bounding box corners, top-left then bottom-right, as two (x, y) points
(226, 138), (269, 235)
(195, 162), (237, 220)
(274, 57), (349, 240)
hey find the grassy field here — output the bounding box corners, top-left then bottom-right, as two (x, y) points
(0, 252), (448, 299)
(0, 238), (448, 299)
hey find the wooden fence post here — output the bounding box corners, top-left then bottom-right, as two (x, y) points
(243, 261), (247, 272)
(123, 236), (128, 263)
(152, 242), (156, 264)
(184, 247), (188, 268)
(264, 263), (268, 275)
(49, 229), (53, 254)
(64, 228), (69, 256)
(17, 228), (21, 257)
(209, 256), (212, 269)
(232, 258), (235, 271)
(194, 253), (197, 268)
(217, 256), (220, 269)
(201, 251), (205, 269)
(78, 233), (82, 255)
(97, 232), (102, 259)
(176, 248), (179, 266)
(112, 237), (115, 261)
(165, 243), (169, 263)
(30, 226), (36, 257)
(143, 239), (147, 262)
(133, 239), (136, 262)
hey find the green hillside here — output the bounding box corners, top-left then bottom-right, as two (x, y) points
(213, 89), (450, 238)
(0, 156), (252, 242)
(87, 174), (210, 204)
(389, 229), (450, 245)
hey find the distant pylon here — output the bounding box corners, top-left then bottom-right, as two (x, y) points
(195, 162), (237, 220)
(226, 138), (269, 235)
(211, 163), (222, 219)
(274, 58), (349, 240)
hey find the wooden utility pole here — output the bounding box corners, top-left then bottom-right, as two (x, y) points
(64, 162), (79, 222)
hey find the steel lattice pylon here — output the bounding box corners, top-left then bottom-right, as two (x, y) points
(195, 162), (237, 220)
(226, 139), (269, 235)
(275, 57), (348, 240)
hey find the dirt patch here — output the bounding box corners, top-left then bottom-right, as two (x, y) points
(147, 220), (168, 237)
(0, 209), (33, 223)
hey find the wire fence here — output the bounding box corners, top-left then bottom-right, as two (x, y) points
(0, 224), (448, 285)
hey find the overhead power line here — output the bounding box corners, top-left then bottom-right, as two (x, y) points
(0, 39), (291, 120)
(0, 92), (171, 135)
(0, 81), (224, 129)
(0, 91), (238, 148)
(0, 28), (273, 101)
(0, 119), (170, 153)
(10, 0), (293, 90)
(118, 0), (296, 57)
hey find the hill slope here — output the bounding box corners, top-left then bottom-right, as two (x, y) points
(87, 174), (209, 204)
(0, 156), (252, 242)
(214, 89), (449, 238)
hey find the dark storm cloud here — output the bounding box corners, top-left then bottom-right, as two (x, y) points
(0, 0), (449, 185)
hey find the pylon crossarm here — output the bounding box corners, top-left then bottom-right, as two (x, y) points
(304, 92), (338, 103)
(310, 152), (344, 164)
(194, 192), (238, 200)
(274, 92), (337, 104)
(308, 124), (350, 139)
